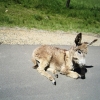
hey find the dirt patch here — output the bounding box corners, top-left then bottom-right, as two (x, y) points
(0, 27), (100, 46)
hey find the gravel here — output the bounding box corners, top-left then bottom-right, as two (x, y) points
(0, 27), (100, 46)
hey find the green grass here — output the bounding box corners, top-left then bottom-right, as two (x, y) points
(0, 0), (100, 34)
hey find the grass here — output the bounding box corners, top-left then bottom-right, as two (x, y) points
(0, 0), (100, 34)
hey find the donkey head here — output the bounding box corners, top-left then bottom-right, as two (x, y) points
(75, 33), (97, 54)
(73, 33), (97, 66)
(72, 33), (97, 79)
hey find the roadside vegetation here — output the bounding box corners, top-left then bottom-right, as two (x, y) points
(0, 0), (100, 34)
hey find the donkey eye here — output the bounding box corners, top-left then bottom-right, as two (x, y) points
(78, 50), (81, 54)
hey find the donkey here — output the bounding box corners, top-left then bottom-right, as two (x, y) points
(32, 33), (97, 85)
(73, 33), (97, 79)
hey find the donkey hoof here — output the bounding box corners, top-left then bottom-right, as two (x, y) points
(52, 80), (56, 85)
(55, 74), (58, 78)
(78, 74), (81, 78)
(73, 74), (81, 79)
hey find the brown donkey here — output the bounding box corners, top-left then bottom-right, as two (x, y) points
(32, 33), (97, 85)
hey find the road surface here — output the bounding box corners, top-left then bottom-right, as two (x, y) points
(0, 45), (100, 100)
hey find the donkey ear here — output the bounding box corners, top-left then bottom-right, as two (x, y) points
(75, 33), (82, 46)
(88, 39), (97, 46)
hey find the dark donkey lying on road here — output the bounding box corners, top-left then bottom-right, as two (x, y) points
(32, 33), (97, 85)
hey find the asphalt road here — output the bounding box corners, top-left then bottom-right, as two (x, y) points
(0, 45), (100, 100)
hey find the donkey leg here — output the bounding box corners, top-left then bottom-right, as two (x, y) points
(37, 61), (56, 85)
(60, 67), (81, 79)
(47, 68), (58, 78)
(32, 57), (38, 69)
(66, 70), (81, 79)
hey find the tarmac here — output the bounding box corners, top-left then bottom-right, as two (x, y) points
(0, 45), (100, 100)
